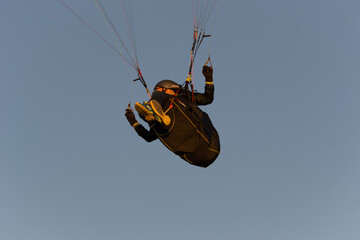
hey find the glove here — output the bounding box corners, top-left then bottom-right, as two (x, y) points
(202, 66), (213, 82)
(125, 109), (138, 127)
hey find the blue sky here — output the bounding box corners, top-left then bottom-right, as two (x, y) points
(1, 1), (360, 239)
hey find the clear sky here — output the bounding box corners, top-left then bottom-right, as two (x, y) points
(1, 1), (360, 239)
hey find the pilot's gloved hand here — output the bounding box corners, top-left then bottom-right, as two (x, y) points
(125, 108), (138, 127)
(202, 65), (213, 82)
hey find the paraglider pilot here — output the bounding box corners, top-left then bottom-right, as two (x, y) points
(125, 66), (220, 168)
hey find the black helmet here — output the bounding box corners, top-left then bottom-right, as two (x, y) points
(154, 80), (180, 90)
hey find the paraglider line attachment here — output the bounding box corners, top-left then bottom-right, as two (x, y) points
(127, 102), (132, 110)
(204, 55), (213, 67)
